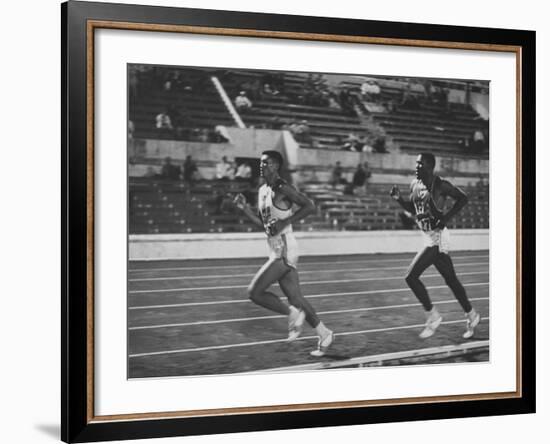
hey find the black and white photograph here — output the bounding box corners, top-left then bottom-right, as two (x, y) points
(127, 65), (490, 379)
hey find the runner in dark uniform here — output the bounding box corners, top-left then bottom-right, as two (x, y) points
(390, 153), (481, 339)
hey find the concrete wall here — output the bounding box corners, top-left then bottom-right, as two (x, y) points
(129, 229), (489, 261)
(129, 128), (488, 183)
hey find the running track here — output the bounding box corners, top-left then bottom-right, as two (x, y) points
(128, 250), (489, 378)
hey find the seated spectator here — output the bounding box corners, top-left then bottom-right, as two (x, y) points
(330, 161), (347, 188)
(361, 80), (381, 101)
(160, 156), (180, 180)
(368, 126), (388, 153)
(338, 87), (356, 115)
(155, 110), (173, 137)
(472, 129), (486, 151)
(197, 128), (210, 143)
(182, 155), (198, 185)
(262, 73), (280, 95)
(291, 120), (313, 145)
(235, 162), (252, 182)
(473, 128), (485, 143)
(234, 91), (253, 112)
(216, 156), (233, 181)
(372, 135), (387, 153)
(352, 163), (367, 188)
(341, 132), (364, 152)
(328, 95), (341, 110)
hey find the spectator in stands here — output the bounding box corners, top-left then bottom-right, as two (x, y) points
(352, 163), (367, 192)
(234, 91), (253, 112)
(472, 128), (486, 151)
(155, 109), (173, 137)
(369, 126), (388, 153)
(182, 155), (198, 185)
(195, 128), (209, 143)
(361, 80), (381, 101)
(261, 72), (280, 95)
(160, 156), (181, 180)
(216, 156), (233, 181)
(338, 87), (356, 115)
(291, 120), (313, 146)
(330, 161), (347, 188)
(341, 132), (365, 152)
(235, 162), (253, 182)
(327, 91), (341, 110)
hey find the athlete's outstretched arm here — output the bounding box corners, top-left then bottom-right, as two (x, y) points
(390, 185), (415, 213)
(233, 193), (264, 228)
(270, 184), (316, 235)
(436, 180), (468, 227)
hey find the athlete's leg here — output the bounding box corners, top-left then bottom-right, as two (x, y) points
(405, 246), (439, 310)
(279, 268), (320, 328)
(433, 252), (472, 313)
(247, 258), (291, 315)
(279, 267), (333, 355)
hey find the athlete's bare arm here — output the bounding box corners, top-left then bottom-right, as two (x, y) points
(233, 193), (264, 228)
(270, 183), (316, 235)
(435, 180), (468, 227)
(390, 184), (415, 213)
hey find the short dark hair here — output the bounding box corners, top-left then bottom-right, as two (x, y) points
(419, 152), (436, 169)
(262, 150), (284, 171)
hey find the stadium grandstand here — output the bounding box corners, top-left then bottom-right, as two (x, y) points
(128, 65), (489, 377)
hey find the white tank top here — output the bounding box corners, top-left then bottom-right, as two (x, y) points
(258, 183), (293, 236)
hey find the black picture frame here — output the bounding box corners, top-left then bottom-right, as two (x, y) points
(62, 1), (536, 442)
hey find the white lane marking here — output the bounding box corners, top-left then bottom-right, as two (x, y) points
(129, 297), (489, 330)
(129, 261), (488, 282)
(129, 271), (489, 294)
(129, 254), (489, 273)
(128, 317), (489, 358)
(129, 282), (489, 310)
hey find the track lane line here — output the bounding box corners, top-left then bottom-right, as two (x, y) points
(129, 254), (489, 273)
(129, 297), (489, 330)
(128, 317), (490, 358)
(129, 282), (489, 309)
(129, 261), (488, 282)
(129, 270), (489, 294)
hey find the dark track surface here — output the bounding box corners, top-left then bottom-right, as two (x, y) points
(128, 250), (489, 378)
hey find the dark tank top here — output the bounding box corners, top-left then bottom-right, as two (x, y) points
(410, 176), (444, 232)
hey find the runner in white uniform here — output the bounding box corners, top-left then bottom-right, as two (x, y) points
(233, 150), (334, 357)
(258, 181), (299, 268)
(390, 153), (481, 339)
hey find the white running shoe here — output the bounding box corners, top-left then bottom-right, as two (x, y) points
(419, 309), (443, 339)
(310, 330), (334, 357)
(463, 310), (481, 339)
(287, 308), (306, 342)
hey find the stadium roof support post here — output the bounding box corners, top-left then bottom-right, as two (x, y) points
(211, 76), (246, 129)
